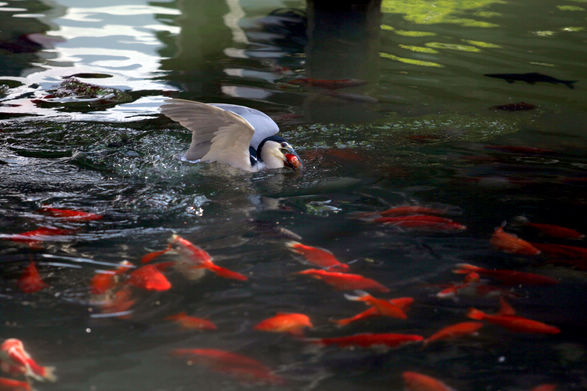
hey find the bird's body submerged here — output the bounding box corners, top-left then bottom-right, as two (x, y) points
(160, 99), (302, 172)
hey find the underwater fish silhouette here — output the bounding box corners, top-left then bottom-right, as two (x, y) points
(484, 72), (576, 89)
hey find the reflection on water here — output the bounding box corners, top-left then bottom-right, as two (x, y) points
(0, 0), (586, 390)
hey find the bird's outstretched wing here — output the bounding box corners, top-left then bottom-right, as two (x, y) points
(161, 99), (255, 171)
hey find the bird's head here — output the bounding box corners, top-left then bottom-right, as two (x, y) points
(257, 136), (303, 171)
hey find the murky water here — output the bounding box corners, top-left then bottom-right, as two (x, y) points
(1, 1), (586, 390)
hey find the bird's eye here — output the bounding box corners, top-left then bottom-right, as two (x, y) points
(281, 142), (288, 148)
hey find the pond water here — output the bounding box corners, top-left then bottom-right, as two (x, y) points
(0, 0), (586, 390)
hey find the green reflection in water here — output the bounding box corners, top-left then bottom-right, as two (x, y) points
(462, 39), (501, 48)
(381, 24), (436, 36)
(381, 0), (502, 27)
(557, 5), (585, 11)
(562, 26), (585, 32)
(426, 42), (480, 52)
(399, 44), (439, 54)
(379, 52), (443, 67)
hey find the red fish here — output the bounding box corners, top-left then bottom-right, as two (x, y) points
(284, 153), (303, 170)
(254, 313), (313, 336)
(39, 207), (103, 221)
(532, 242), (587, 259)
(90, 261), (133, 295)
(3, 227), (75, 249)
(332, 297), (413, 327)
(308, 333), (423, 348)
(18, 262), (48, 293)
(436, 272), (481, 299)
(297, 269), (390, 292)
(0, 339), (56, 382)
(372, 215), (466, 232)
(380, 206), (449, 216)
(286, 241), (349, 271)
(467, 298), (560, 334)
(424, 322), (483, 345)
(171, 348), (284, 385)
(491, 227), (540, 255)
(0, 377), (32, 391)
(513, 217), (584, 240)
(402, 371), (456, 391)
(127, 263), (172, 291)
(287, 78), (367, 89)
(141, 247), (172, 264)
(530, 385), (556, 391)
(344, 291), (407, 319)
(169, 235), (248, 281)
(100, 286), (136, 317)
(166, 312), (217, 331)
(453, 263), (557, 286)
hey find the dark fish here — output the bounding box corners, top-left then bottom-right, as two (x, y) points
(491, 102), (536, 111)
(485, 72), (577, 89)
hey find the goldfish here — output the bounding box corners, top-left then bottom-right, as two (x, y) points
(424, 322), (483, 345)
(453, 263), (557, 286)
(254, 313), (313, 336)
(286, 78), (367, 89)
(512, 217), (584, 239)
(0, 377), (32, 391)
(402, 371), (456, 391)
(286, 241), (349, 271)
(284, 153), (303, 170)
(308, 333), (423, 348)
(530, 384), (556, 391)
(372, 215), (466, 232)
(166, 312), (217, 331)
(3, 227), (75, 249)
(490, 227), (540, 255)
(127, 263), (172, 291)
(344, 291), (408, 319)
(171, 348), (284, 385)
(0, 339), (56, 382)
(18, 262), (47, 293)
(141, 247), (172, 264)
(168, 235), (248, 281)
(467, 298), (560, 334)
(38, 207), (103, 221)
(297, 269), (390, 292)
(436, 272), (481, 299)
(332, 297), (413, 327)
(100, 286), (136, 317)
(89, 261), (133, 295)
(532, 242), (587, 259)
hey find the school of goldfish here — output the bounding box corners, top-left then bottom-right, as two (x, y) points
(1, 202), (584, 390)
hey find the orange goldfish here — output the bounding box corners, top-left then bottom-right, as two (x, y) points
(436, 272), (480, 299)
(284, 153), (303, 170)
(424, 322), (483, 345)
(166, 312), (217, 331)
(490, 227), (540, 255)
(39, 207), (103, 221)
(0, 339), (56, 382)
(171, 348), (284, 385)
(402, 371), (456, 391)
(467, 298), (560, 334)
(18, 262), (47, 293)
(0, 377), (32, 391)
(127, 263), (172, 291)
(3, 227), (75, 249)
(168, 235), (248, 281)
(254, 313), (313, 336)
(297, 269), (390, 292)
(89, 261), (133, 295)
(286, 241), (349, 271)
(332, 297), (413, 327)
(100, 286), (136, 317)
(512, 217), (584, 240)
(530, 384), (557, 391)
(372, 215), (466, 232)
(308, 333), (423, 348)
(344, 291), (407, 319)
(453, 263), (557, 285)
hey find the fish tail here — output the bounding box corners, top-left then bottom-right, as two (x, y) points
(466, 308), (485, 320)
(41, 366), (57, 382)
(453, 263), (480, 274)
(564, 80), (577, 89)
(285, 241), (301, 249)
(330, 317), (352, 327)
(207, 264), (248, 281)
(343, 290), (370, 302)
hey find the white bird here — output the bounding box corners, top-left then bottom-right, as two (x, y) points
(160, 99), (303, 172)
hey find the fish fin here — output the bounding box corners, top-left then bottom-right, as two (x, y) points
(343, 290), (370, 302)
(207, 264), (248, 281)
(329, 317), (351, 327)
(466, 308), (485, 320)
(564, 80), (576, 89)
(436, 286), (458, 298)
(498, 297), (516, 316)
(42, 366), (57, 382)
(453, 263), (480, 274)
(285, 241), (301, 249)
(141, 247), (172, 264)
(166, 312), (186, 320)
